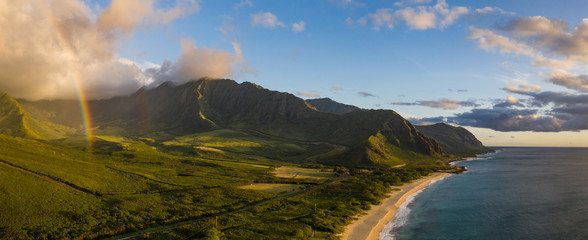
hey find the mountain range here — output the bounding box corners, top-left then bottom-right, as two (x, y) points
(0, 78), (491, 167)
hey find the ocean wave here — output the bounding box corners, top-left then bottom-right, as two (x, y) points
(449, 151), (499, 166)
(379, 175), (451, 240)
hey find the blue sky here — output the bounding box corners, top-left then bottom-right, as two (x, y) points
(3, 0), (588, 146)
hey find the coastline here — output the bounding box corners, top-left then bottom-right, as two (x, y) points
(341, 172), (450, 240)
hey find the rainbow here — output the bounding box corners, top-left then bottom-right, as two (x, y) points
(38, 1), (94, 150)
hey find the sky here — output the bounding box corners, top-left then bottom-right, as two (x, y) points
(2, 0), (588, 147)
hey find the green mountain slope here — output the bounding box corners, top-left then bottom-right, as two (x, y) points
(0, 93), (74, 139)
(10, 79), (449, 166)
(306, 98), (360, 114)
(416, 123), (493, 156)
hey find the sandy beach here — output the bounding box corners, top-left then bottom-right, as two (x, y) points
(341, 172), (450, 240)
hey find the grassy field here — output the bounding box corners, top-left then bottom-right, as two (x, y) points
(0, 128), (452, 239)
(160, 129), (338, 163)
(0, 134), (276, 239)
(274, 166), (334, 179)
(0, 163), (101, 239)
(238, 183), (302, 195)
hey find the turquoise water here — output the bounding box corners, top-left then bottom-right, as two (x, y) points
(383, 147), (588, 240)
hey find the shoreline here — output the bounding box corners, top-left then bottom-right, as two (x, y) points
(341, 172), (450, 240)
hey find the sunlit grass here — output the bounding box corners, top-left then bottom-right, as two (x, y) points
(238, 183), (301, 194)
(274, 166), (334, 179)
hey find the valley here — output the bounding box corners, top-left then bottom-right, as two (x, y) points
(0, 79), (490, 239)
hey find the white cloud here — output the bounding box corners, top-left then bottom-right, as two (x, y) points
(470, 17), (588, 71)
(354, 0), (468, 31)
(98, 0), (200, 33)
(292, 21), (306, 33)
(234, 0), (253, 10)
(145, 39), (255, 88)
(468, 26), (535, 56)
(503, 82), (542, 94)
(365, 9), (395, 31)
(251, 12), (286, 28)
(546, 70), (588, 92)
(0, 0), (251, 100)
(395, 7), (436, 30)
(506, 96), (518, 104)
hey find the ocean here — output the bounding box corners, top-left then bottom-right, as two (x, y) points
(381, 147), (588, 240)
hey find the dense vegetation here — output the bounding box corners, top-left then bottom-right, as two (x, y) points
(0, 129), (458, 239)
(129, 167), (439, 240)
(0, 79), (485, 239)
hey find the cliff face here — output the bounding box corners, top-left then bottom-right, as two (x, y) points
(417, 123), (492, 156)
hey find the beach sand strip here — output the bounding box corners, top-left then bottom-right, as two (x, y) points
(341, 172), (450, 240)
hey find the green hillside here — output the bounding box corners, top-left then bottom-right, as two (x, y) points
(0, 93), (75, 139)
(417, 123), (493, 156)
(16, 79), (445, 167)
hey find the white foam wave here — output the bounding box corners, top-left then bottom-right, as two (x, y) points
(379, 175), (451, 240)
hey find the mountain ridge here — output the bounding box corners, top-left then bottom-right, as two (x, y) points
(306, 98), (360, 114)
(0, 78), (490, 166)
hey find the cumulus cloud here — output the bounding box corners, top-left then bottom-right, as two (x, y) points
(353, 0), (468, 31)
(331, 85), (343, 91)
(358, 91), (376, 97)
(0, 0), (250, 100)
(507, 95), (518, 104)
(98, 0), (200, 33)
(145, 39), (254, 88)
(292, 21), (306, 33)
(251, 12), (286, 28)
(468, 26), (535, 56)
(392, 98), (475, 109)
(415, 13), (588, 132)
(295, 91), (320, 98)
(493, 96), (525, 108)
(451, 108), (563, 132)
(469, 17), (588, 70)
(546, 70), (588, 92)
(415, 107), (564, 132)
(415, 87), (588, 132)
